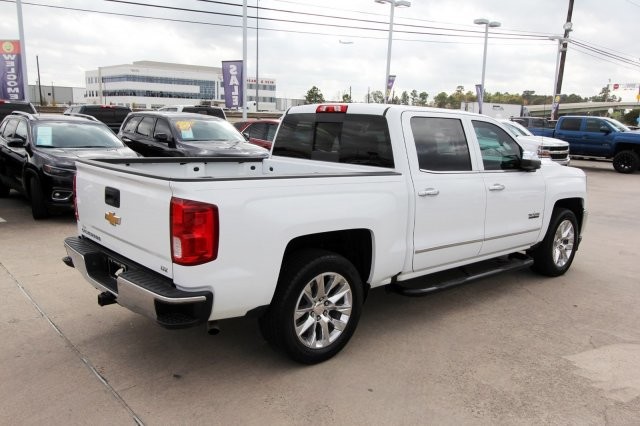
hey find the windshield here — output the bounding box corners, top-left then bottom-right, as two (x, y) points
(171, 118), (244, 142)
(605, 118), (630, 132)
(502, 120), (533, 137)
(33, 122), (125, 148)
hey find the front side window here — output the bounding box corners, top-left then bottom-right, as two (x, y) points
(14, 120), (28, 141)
(154, 119), (172, 139)
(472, 120), (521, 171)
(2, 119), (18, 138)
(410, 117), (471, 172)
(136, 117), (156, 137)
(585, 118), (604, 132)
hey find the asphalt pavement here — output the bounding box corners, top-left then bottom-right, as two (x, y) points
(1, 159), (639, 425)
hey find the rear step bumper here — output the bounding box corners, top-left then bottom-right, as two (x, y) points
(63, 236), (212, 329)
(389, 253), (533, 297)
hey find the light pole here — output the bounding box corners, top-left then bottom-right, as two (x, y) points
(549, 35), (567, 120)
(473, 18), (501, 114)
(376, 0), (411, 104)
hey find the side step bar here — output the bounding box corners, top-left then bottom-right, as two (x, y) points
(388, 253), (533, 297)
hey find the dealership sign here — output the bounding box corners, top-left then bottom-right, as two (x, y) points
(0, 40), (25, 101)
(222, 60), (243, 109)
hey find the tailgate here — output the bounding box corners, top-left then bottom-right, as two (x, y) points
(75, 161), (174, 278)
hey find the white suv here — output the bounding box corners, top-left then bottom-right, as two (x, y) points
(499, 119), (570, 166)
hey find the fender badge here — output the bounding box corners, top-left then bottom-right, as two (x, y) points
(105, 211), (121, 226)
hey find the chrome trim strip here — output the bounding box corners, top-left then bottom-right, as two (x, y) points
(414, 228), (539, 254)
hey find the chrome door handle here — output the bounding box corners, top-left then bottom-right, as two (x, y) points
(122, 137), (132, 142)
(418, 188), (439, 197)
(489, 184), (505, 191)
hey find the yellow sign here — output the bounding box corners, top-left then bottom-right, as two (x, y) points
(636, 94), (640, 101)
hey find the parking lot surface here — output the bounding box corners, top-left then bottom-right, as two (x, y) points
(1, 159), (639, 425)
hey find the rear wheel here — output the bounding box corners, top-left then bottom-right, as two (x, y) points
(29, 177), (49, 220)
(531, 208), (578, 277)
(612, 150), (639, 174)
(259, 249), (364, 364)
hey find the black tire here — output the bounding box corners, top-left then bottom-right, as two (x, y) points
(0, 181), (9, 197)
(612, 150), (639, 174)
(29, 177), (49, 220)
(259, 249), (364, 364)
(531, 208), (578, 277)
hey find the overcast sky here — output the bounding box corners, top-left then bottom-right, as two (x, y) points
(1, 0), (639, 102)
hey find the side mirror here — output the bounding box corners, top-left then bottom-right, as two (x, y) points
(520, 157), (541, 171)
(242, 131), (250, 141)
(599, 125), (611, 134)
(155, 133), (171, 142)
(7, 137), (26, 148)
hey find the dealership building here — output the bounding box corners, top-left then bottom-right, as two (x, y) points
(84, 61), (277, 111)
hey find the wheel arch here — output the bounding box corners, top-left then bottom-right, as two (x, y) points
(553, 197), (585, 235)
(282, 229), (373, 293)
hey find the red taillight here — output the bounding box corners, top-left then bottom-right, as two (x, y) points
(316, 104), (348, 113)
(170, 197), (219, 266)
(73, 175), (78, 221)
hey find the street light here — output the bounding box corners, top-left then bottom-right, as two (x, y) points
(473, 18), (501, 114)
(376, 0), (411, 104)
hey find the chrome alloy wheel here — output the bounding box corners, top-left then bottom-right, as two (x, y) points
(552, 219), (575, 268)
(293, 272), (353, 349)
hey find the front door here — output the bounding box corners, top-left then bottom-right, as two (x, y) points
(470, 119), (545, 256)
(403, 111), (486, 272)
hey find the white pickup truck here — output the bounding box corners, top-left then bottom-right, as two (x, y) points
(64, 103), (587, 364)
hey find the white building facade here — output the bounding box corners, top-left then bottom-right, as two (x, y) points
(84, 61), (276, 111)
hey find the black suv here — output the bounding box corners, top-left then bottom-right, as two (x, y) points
(118, 111), (269, 158)
(64, 105), (132, 133)
(0, 100), (37, 122)
(0, 112), (139, 219)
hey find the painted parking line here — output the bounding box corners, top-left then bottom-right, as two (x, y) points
(0, 217), (6, 223)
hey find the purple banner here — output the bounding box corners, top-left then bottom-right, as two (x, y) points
(0, 40), (25, 101)
(386, 75), (396, 99)
(222, 60), (243, 109)
(475, 84), (483, 113)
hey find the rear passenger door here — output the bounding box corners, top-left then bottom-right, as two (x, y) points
(402, 111), (486, 272)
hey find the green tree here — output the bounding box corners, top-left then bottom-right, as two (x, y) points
(304, 86), (325, 104)
(623, 108), (640, 126)
(410, 89), (418, 105)
(371, 90), (384, 103)
(342, 93), (352, 103)
(590, 86), (618, 102)
(400, 91), (410, 105)
(434, 92), (448, 108)
(418, 91), (429, 106)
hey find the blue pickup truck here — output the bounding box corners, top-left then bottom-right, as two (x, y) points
(527, 116), (640, 173)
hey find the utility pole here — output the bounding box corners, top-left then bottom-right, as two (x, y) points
(555, 0), (574, 97)
(36, 55), (44, 106)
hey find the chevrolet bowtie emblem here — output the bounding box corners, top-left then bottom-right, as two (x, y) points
(105, 211), (121, 226)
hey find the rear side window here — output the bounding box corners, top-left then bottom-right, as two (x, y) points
(559, 118), (582, 131)
(274, 113), (394, 168)
(410, 117), (471, 171)
(123, 116), (142, 133)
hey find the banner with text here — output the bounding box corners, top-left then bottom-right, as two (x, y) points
(222, 60), (243, 109)
(386, 75), (396, 100)
(475, 84), (483, 113)
(0, 40), (25, 101)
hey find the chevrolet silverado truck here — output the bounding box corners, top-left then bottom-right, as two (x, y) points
(63, 104), (587, 364)
(528, 115), (640, 173)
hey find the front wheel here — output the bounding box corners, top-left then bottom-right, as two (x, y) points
(612, 150), (639, 174)
(259, 249), (364, 364)
(29, 177), (49, 220)
(531, 208), (578, 277)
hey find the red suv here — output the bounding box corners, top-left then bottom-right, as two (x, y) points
(233, 119), (280, 150)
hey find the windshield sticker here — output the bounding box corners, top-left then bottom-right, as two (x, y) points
(175, 121), (194, 139)
(36, 127), (53, 146)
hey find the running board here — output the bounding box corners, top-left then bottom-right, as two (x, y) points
(388, 253), (533, 297)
